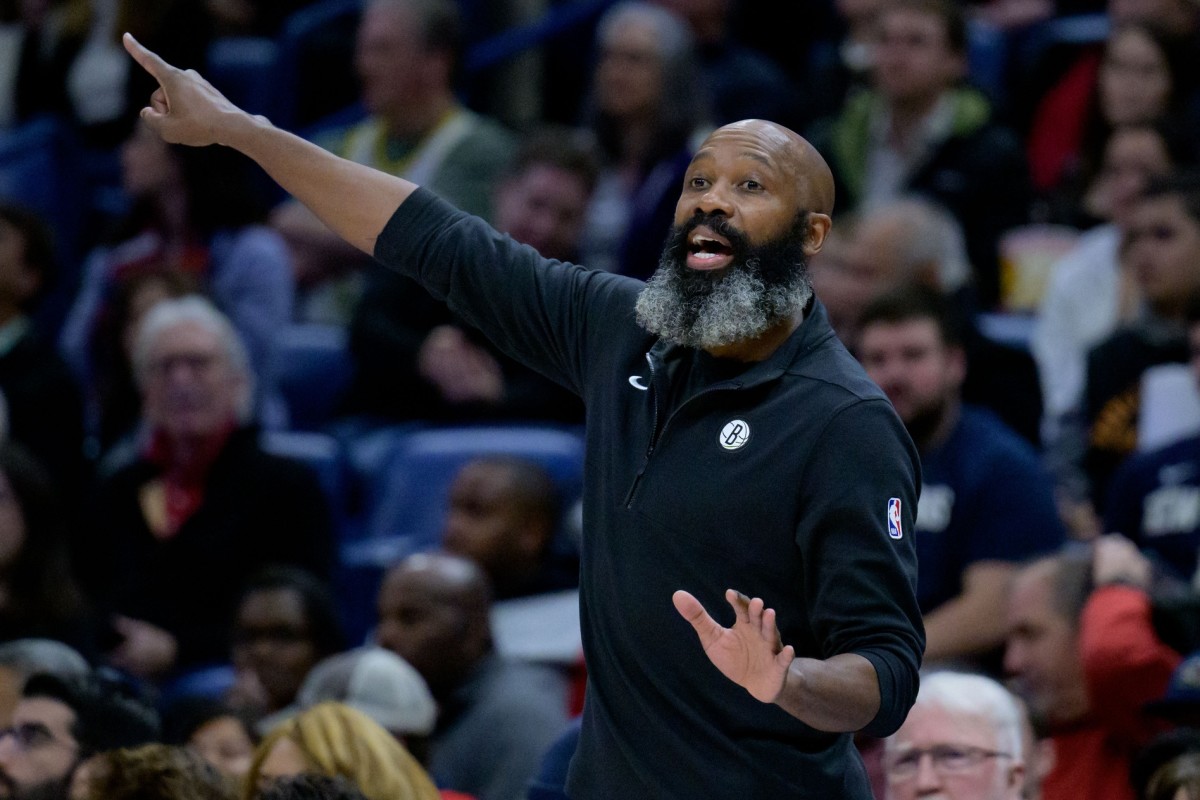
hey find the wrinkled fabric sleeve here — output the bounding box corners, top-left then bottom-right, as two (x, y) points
(795, 398), (925, 737)
(373, 189), (641, 396)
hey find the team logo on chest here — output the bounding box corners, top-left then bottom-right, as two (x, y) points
(719, 419), (751, 450)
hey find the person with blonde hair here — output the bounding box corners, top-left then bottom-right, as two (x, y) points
(246, 702), (440, 800)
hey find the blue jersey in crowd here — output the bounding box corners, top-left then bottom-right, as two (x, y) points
(915, 405), (1067, 614)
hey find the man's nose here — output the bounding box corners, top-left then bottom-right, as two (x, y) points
(914, 752), (943, 793)
(692, 184), (734, 217)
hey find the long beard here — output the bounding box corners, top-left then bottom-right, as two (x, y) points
(634, 212), (813, 350)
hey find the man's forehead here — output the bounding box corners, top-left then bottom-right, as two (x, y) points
(13, 698), (75, 734)
(697, 123), (795, 167)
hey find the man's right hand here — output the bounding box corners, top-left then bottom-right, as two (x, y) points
(122, 32), (255, 148)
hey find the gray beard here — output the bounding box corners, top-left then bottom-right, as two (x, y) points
(634, 255), (812, 350)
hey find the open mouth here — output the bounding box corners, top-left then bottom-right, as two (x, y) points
(687, 226), (734, 271)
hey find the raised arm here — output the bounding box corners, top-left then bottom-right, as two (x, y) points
(673, 589), (881, 731)
(123, 34), (411, 255)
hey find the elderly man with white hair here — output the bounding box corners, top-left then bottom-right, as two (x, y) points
(80, 296), (334, 682)
(882, 670), (1027, 800)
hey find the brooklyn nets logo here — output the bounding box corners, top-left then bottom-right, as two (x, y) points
(719, 420), (751, 450)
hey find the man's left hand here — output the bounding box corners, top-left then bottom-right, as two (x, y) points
(673, 589), (795, 703)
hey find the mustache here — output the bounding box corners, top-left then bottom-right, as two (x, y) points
(675, 213), (751, 256)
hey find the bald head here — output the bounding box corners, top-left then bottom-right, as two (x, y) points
(702, 120), (836, 215)
(375, 552), (494, 693)
(390, 551), (492, 615)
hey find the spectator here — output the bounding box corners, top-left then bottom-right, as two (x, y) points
(814, 195), (1043, 444)
(162, 697), (258, 782)
(344, 126), (594, 424)
(440, 456), (574, 601)
(0, 640), (88, 728)
(226, 567), (346, 734)
(858, 284), (1065, 671)
(1083, 171), (1200, 507)
(82, 297), (334, 680)
(1027, 15), (1200, 214)
(881, 671), (1026, 800)
(0, 204), (86, 497)
(0, 441), (94, 653)
(1004, 537), (1181, 800)
(1034, 118), (1198, 534)
(575, 1), (712, 280)
(76, 743), (236, 800)
(375, 553), (569, 800)
(247, 702), (440, 800)
(83, 267), (196, 463)
(807, 0), (1031, 309)
(60, 121), (294, 438)
(271, 0), (517, 324)
(0, 670), (160, 800)
(1104, 295), (1200, 581)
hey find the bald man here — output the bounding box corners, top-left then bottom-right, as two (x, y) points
(375, 553), (570, 800)
(122, 35), (923, 799)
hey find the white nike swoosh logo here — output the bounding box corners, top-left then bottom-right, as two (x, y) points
(628, 376), (649, 390)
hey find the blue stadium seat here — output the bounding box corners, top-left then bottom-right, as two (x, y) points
(260, 429), (347, 504)
(363, 424), (586, 555)
(334, 422), (586, 646)
(274, 323), (356, 432)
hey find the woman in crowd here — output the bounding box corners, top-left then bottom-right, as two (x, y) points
(1032, 19), (1199, 223)
(246, 703), (441, 800)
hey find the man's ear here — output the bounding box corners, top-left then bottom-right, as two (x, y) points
(804, 214), (833, 256)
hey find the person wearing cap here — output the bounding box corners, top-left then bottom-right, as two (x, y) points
(291, 647), (437, 760)
(0, 640), (90, 729)
(1004, 535), (1182, 800)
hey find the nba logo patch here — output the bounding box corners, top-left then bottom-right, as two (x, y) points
(887, 498), (903, 540)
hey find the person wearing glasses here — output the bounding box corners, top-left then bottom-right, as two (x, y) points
(80, 297), (334, 683)
(0, 671), (159, 800)
(883, 670), (1026, 800)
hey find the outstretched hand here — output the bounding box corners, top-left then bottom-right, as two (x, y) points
(122, 33), (251, 147)
(673, 589), (795, 703)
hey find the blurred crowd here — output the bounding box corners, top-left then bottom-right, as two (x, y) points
(2, 0), (1200, 798)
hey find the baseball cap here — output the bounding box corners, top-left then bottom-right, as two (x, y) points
(296, 647), (438, 736)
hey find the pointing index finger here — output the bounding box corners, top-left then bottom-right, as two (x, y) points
(123, 32), (173, 81)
